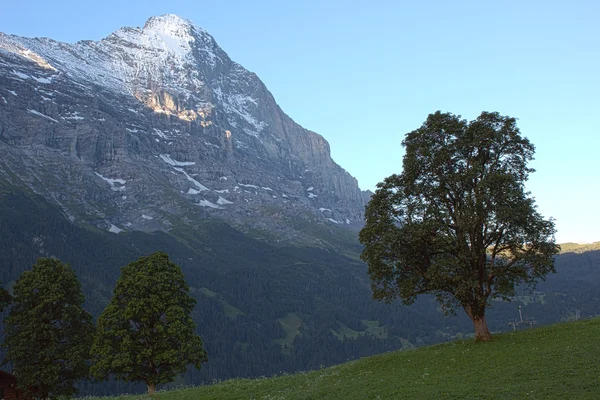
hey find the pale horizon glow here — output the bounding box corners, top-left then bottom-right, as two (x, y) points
(1, 1), (598, 243)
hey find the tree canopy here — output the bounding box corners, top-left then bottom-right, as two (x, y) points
(0, 283), (10, 311)
(359, 111), (559, 341)
(2, 258), (94, 398)
(90, 252), (208, 394)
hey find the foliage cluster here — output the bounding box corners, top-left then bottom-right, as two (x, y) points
(2, 258), (93, 398)
(360, 111), (559, 341)
(90, 253), (207, 394)
(1, 253), (206, 398)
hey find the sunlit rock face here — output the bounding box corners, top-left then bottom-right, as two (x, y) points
(0, 14), (371, 244)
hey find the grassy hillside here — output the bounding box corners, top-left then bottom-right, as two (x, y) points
(94, 318), (600, 400)
(559, 242), (600, 254)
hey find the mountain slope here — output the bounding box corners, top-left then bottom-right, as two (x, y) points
(0, 14), (370, 245)
(86, 318), (600, 399)
(0, 177), (429, 395)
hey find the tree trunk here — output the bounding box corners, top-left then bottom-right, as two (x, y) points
(471, 314), (492, 342)
(147, 383), (156, 395)
(464, 304), (492, 342)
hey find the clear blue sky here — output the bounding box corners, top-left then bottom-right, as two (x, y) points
(1, 1), (598, 243)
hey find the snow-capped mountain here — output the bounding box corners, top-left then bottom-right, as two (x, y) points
(0, 14), (370, 243)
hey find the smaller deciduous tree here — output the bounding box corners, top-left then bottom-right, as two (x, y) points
(90, 252), (208, 394)
(2, 258), (94, 399)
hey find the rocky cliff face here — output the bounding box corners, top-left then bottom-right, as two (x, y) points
(0, 14), (371, 244)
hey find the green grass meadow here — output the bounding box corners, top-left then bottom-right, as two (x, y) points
(87, 318), (600, 400)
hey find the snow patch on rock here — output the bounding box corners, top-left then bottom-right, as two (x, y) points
(94, 172), (126, 191)
(27, 109), (59, 123)
(238, 183), (259, 190)
(11, 70), (30, 79)
(174, 167), (209, 191)
(33, 76), (52, 84)
(217, 196), (233, 205)
(109, 224), (123, 233)
(160, 154), (196, 166)
(198, 199), (221, 209)
(63, 111), (84, 120)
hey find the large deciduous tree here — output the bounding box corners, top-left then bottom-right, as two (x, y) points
(90, 252), (207, 394)
(359, 111), (559, 341)
(2, 258), (94, 398)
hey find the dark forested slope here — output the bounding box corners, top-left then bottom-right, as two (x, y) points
(0, 177), (598, 395)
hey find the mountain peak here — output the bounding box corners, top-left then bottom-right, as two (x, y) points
(107, 14), (205, 61)
(143, 14), (196, 32)
(125, 14), (215, 60)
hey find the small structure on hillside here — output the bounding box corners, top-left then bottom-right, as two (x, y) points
(508, 306), (536, 331)
(0, 370), (29, 400)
